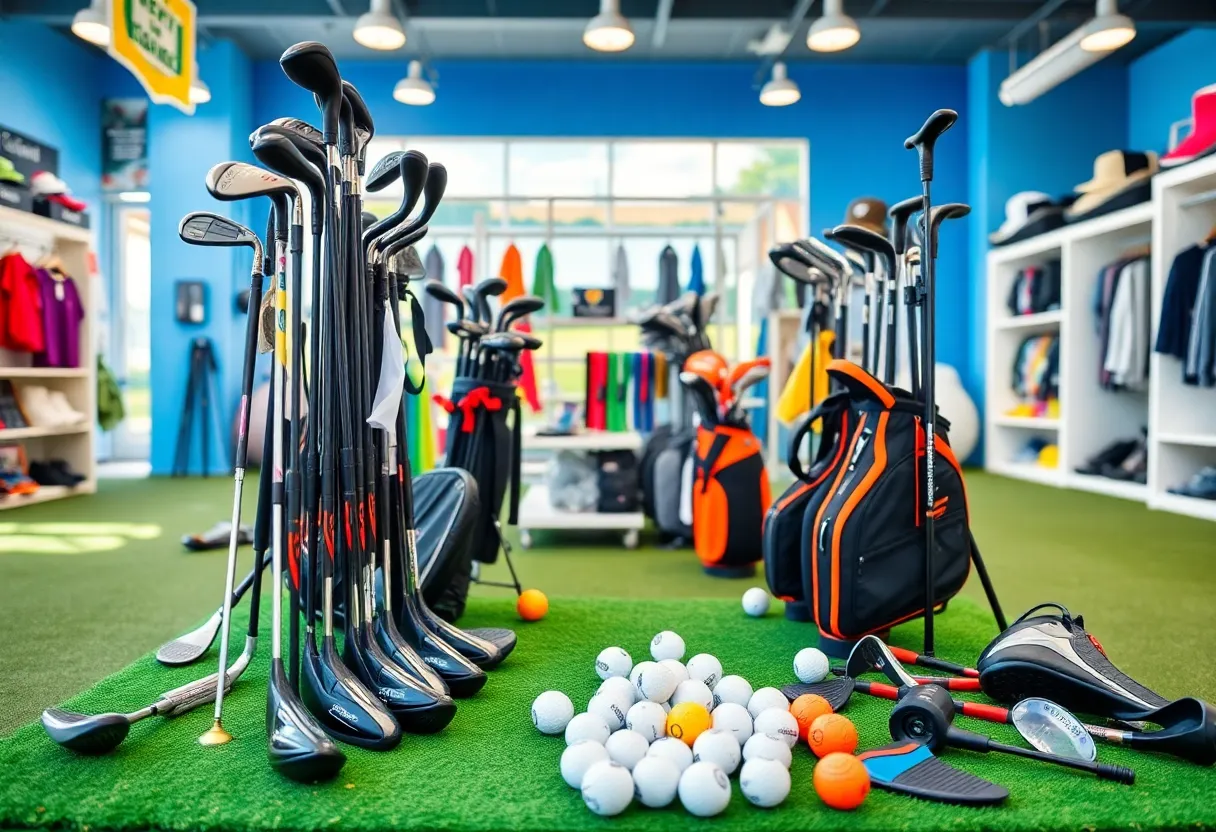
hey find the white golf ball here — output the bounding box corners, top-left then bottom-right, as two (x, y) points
(711, 702), (754, 746)
(670, 679), (714, 712)
(626, 700), (668, 742)
(678, 761), (732, 817)
(561, 740), (609, 789)
(581, 760), (634, 817)
(650, 630), (686, 661)
(742, 587), (771, 617)
(598, 675), (638, 705)
(692, 728), (742, 775)
(637, 662), (678, 703)
(739, 758), (791, 808)
(742, 733), (793, 769)
(686, 653), (723, 689)
(752, 708), (799, 748)
(596, 646), (633, 680)
(747, 686), (790, 719)
(647, 736), (694, 774)
(659, 659), (690, 684)
(793, 647), (830, 684)
(605, 729), (650, 771)
(531, 690), (574, 735)
(587, 692), (629, 733)
(712, 675), (753, 709)
(631, 755), (681, 808)
(565, 712), (611, 746)
(629, 660), (655, 690)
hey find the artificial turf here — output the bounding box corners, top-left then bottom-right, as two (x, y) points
(2, 596), (1215, 832)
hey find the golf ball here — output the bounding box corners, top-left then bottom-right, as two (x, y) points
(565, 712), (611, 746)
(581, 760), (634, 817)
(659, 659), (690, 684)
(598, 675), (638, 706)
(631, 755), (681, 808)
(629, 660), (655, 690)
(647, 736), (694, 774)
(742, 587), (771, 617)
(678, 761), (732, 817)
(626, 700), (668, 742)
(742, 732), (793, 769)
(752, 707), (799, 748)
(748, 686), (790, 719)
(650, 630), (686, 661)
(596, 646), (633, 680)
(686, 653), (723, 689)
(637, 662), (678, 703)
(531, 690), (575, 735)
(692, 728), (742, 775)
(587, 692), (629, 733)
(711, 702), (754, 745)
(793, 647), (830, 684)
(605, 729), (650, 771)
(712, 674), (753, 709)
(670, 679), (714, 712)
(740, 757), (791, 808)
(561, 740), (609, 788)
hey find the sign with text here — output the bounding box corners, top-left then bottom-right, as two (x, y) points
(108, 0), (197, 115)
(572, 287), (616, 318)
(102, 99), (149, 192)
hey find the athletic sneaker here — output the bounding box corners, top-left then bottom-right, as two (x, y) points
(1168, 467), (1216, 500)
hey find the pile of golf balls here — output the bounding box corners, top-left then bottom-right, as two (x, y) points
(529, 633), (835, 817)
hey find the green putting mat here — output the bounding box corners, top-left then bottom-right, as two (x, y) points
(1, 596), (1213, 832)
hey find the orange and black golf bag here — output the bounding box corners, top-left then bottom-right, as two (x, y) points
(692, 423), (770, 577)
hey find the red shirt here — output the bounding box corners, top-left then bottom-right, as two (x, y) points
(0, 253), (45, 353)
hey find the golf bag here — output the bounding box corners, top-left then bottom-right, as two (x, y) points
(691, 423), (770, 575)
(596, 450), (640, 513)
(439, 376), (521, 565)
(640, 423), (695, 543)
(803, 360), (977, 655)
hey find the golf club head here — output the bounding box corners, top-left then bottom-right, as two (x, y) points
(782, 678), (855, 712)
(271, 117), (323, 148)
(41, 708), (130, 755)
(888, 195), (924, 256)
(251, 125), (327, 174)
(845, 636), (920, 687)
(447, 319), (487, 339)
(1010, 698), (1097, 762)
(731, 364), (771, 399)
(392, 245), (426, 278)
(921, 203), (971, 252)
(268, 660), (347, 782)
(768, 242), (820, 285)
(364, 151), (430, 251)
(301, 642), (402, 750)
(474, 276), (508, 324)
(640, 310), (689, 341)
(678, 371), (721, 428)
(366, 150), (405, 192)
(251, 132), (325, 197)
(279, 42), (343, 141)
(179, 212), (264, 269)
(517, 333), (543, 350)
(829, 224), (895, 269)
(461, 287), (480, 323)
(795, 238), (846, 284)
(156, 609), (222, 666)
(343, 80), (374, 137)
(497, 295), (545, 331)
(206, 161), (298, 204)
(382, 225), (430, 270)
(479, 332), (526, 353)
(425, 279), (464, 317)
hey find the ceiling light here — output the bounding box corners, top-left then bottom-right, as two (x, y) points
(760, 62), (801, 107)
(117, 191), (151, 203)
(1079, 0), (1136, 52)
(999, 0), (1136, 106)
(190, 74), (211, 105)
(354, 0), (406, 51)
(71, 0), (110, 47)
(807, 0), (860, 53)
(584, 0), (634, 53)
(393, 61), (435, 106)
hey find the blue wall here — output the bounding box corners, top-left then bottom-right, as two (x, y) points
(1127, 30), (1216, 153)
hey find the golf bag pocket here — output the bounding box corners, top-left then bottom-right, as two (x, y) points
(807, 361), (971, 644)
(692, 425), (771, 573)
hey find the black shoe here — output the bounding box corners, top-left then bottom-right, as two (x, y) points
(1100, 438), (1147, 482)
(1075, 438), (1137, 475)
(48, 459), (86, 485)
(29, 461), (74, 487)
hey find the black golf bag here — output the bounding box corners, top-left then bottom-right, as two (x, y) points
(640, 423), (695, 543)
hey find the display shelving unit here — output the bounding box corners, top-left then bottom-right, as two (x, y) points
(0, 204), (96, 509)
(985, 154), (1216, 522)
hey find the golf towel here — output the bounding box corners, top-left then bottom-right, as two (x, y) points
(422, 246), (447, 350)
(776, 330), (835, 428)
(499, 244), (541, 413)
(613, 243), (630, 311)
(658, 245), (680, 304)
(532, 244), (559, 316)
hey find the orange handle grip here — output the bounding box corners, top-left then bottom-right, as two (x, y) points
(960, 702), (1011, 724)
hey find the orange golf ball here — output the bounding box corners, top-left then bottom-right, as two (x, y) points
(789, 693), (833, 741)
(813, 752), (870, 810)
(666, 702), (712, 747)
(516, 589), (548, 621)
(808, 713), (858, 757)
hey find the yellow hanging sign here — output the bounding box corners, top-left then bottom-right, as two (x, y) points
(107, 0), (197, 115)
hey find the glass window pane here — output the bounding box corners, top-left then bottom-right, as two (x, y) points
(404, 139), (506, 198)
(612, 141), (713, 197)
(508, 141), (609, 197)
(613, 200), (713, 230)
(714, 142), (803, 198)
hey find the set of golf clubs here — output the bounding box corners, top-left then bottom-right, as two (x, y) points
(39, 41), (515, 784)
(678, 355), (772, 431)
(634, 290), (722, 429)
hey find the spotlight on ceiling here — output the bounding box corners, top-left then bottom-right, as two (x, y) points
(807, 0), (860, 53)
(354, 0), (407, 51)
(393, 60), (435, 106)
(1079, 0), (1136, 52)
(584, 0), (635, 53)
(760, 62), (801, 107)
(71, 0), (110, 47)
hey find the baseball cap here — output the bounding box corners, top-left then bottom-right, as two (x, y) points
(0, 156), (24, 185)
(29, 170), (86, 212)
(842, 197), (888, 236)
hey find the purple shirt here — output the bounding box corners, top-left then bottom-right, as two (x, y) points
(33, 269), (83, 368)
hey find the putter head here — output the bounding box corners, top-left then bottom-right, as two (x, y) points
(41, 708), (131, 755)
(366, 150), (405, 192)
(179, 212), (264, 269)
(845, 636), (920, 687)
(279, 42), (343, 140)
(269, 662), (347, 782)
(782, 678), (855, 712)
(205, 162), (298, 203)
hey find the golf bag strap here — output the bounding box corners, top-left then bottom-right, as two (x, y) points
(787, 391), (848, 481)
(508, 396), (522, 525)
(694, 430), (731, 495)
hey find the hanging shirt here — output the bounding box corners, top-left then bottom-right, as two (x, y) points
(687, 245), (705, 296)
(1184, 247), (1216, 387)
(499, 244), (541, 412)
(532, 244), (559, 316)
(1103, 258), (1150, 391)
(0, 253), (45, 353)
(33, 270), (84, 368)
(456, 245), (474, 288)
(658, 245), (680, 305)
(1156, 244), (1208, 360)
(613, 244), (630, 311)
(422, 246), (447, 352)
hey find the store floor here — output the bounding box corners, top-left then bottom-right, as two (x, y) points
(2, 470), (1213, 738)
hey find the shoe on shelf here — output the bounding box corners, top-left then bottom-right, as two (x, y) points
(1168, 467), (1216, 500)
(1075, 437), (1138, 475)
(0, 468), (39, 496)
(47, 391), (85, 425)
(183, 521), (255, 552)
(19, 386), (60, 427)
(49, 459), (86, 485)
(1100, 436), (1147, 483)
(29, 460), (85, 487)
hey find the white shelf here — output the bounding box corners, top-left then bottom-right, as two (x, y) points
(0, 423), (90, 441)
(0, 481), (96, 511)
(0, 204), (91, 244)
(992, 415), (1059, 430)
(1068, 473), (1147, 502)
(517, 485), (646, 530)
(0, 367), (88, 379)
(1158, 432), (1216, 449)
(989, 462), (1063, 487)
(994, 310), (1062, 331)
(1150, 492), (1216, 523)
(524, 429), (644, 452)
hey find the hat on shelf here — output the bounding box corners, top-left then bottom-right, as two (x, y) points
(990, 191), (1066, 246)
(0, 156), (25, 185)
(29, 171), (87, 212)
(1162, 84), (1216, 169)
(842, 197), (888, 236)
(1065, 150), (1157, 224)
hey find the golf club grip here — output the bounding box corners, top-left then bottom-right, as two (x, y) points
(1096, 762), (1136, 784)
(904, 109), (957, 182)
(959, 702), (1011, 724)
(158, 673), (230, 715)
(932, 677), (982, 692)
(889, 646), (979, 678)
(859, 681), (901, 701)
